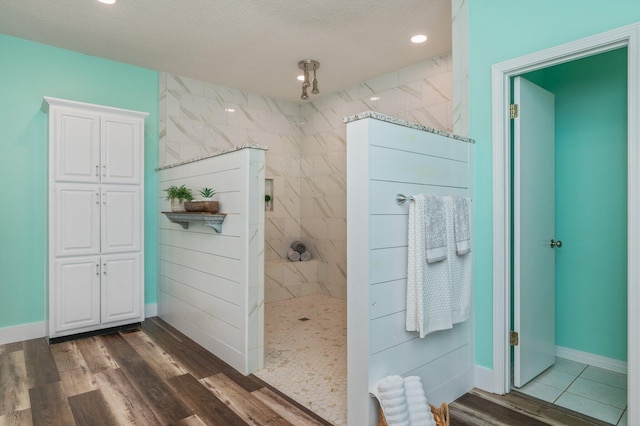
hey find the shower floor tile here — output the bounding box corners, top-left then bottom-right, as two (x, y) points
(254, 294), (347, 426)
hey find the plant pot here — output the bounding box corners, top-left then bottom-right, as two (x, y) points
(202, 201), (219, 213)
(171, 198), (186, 212)
(184, 200), (204, 212)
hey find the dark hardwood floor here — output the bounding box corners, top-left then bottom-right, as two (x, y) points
(0, 317), (332, 426)
(0, 317), (615, 425)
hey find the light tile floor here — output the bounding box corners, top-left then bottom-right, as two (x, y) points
(254, 294), (347, 426)
(516, 357), (627, 425)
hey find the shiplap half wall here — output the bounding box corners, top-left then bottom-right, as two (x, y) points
(157, 146), (266, 375)
(346, 116), (474, 426)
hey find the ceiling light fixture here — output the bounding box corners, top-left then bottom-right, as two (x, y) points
(98, 0), (117, 4)
(298, 60), (320, 100)
(411, 34), (428, 43)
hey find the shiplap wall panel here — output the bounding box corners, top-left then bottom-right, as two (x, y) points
(347, 117), (473, 426)
(157, 147), (265, 374)
(158, 260), (242, 306)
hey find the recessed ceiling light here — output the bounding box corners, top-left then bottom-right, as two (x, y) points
(98, 0), (117, 4)
(225, 108), (235, 113)
(411, 34), (428, 43)
(297, 75), (305, 82)
(370, 96), (381, 101)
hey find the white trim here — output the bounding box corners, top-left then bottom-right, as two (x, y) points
(0, 321), (46, 345)
(144, 303), (157, 318)
(491, 22), (640, 425)
(474, 365), (494, 392)
(556, 346), (627, 375)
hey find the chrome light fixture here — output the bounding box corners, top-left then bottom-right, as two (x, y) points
(298, 60), (320, 100)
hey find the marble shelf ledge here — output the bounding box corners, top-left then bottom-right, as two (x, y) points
(162, 212), (226, 233)
(156, 143), (269, 171)
(343, 111), (474, 144)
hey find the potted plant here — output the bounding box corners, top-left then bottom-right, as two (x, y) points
(164, 184), (193, 212)
(199, 187), (216, 200)
(198, 187), (219, 213)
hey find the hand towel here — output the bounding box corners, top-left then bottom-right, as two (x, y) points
(425, 195), (447, 263)
(300, 251), (312, 261)
(291, 241), (306, 254)
(445, 197), (473, 324)
(407, 194), (453, 337)
(453, 197), (472, 255)
(287, 248), (301, 262)
(403, 376), (436, 426)
(375, 376), (410, 426)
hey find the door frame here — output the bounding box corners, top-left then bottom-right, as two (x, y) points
(491, 23), (640, 424)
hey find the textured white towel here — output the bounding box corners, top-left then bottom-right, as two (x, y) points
(425, 194), (447, 263)
(376, 376), (410, 426)
(407, 194), (453, 337)
(287, 248), (300, 262)
(453, 197), (472, 255)
(446, 197), (473, 324)
(404, 376), (436, 426)
(300, 250), (312, 261)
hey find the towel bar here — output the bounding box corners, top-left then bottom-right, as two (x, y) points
(395, 193), (414, 205)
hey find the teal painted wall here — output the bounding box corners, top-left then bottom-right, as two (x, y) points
(524, 49), (627, 361)
(469, 1), (640, 368)
(0, 34), (158, 329)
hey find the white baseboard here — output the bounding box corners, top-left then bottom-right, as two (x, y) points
(0, 321), (46, 345)
(145, 303), (157, 318)
(474, 365), (494, 392)
(556, 346), (627, 374)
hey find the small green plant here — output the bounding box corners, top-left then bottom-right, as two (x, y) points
(265, 194), (272, 203)
(199, 187), (216, 199)
(164, 184), (193, 202)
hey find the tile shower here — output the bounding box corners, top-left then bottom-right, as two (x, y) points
(158, 53), (454, 422)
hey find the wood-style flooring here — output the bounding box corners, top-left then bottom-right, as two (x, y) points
(0, 316), (614, 426)
(0, 317), (332, 426)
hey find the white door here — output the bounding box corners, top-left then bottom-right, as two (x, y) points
(101, 253), (142, 323)
(513, 76), (557, 388)
(54, 108), (100, 183)
(101, 115), (142, 184)
(53, 256), (101, 333)
(55, 184), (101, 257)
(101, 185), (141, 253)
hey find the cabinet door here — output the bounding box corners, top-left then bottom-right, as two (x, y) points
(101, 115), (143, 184)
(101, 253), (142, 323)
(55, 184), (101, 257)
(53, 256), (101, 333)
(101, 185), (141, 254)
(53, 108), (100, 183)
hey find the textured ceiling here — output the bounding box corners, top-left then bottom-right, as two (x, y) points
(0, 0), (452, 103)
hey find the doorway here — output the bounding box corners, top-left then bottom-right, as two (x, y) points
(510, 49), (628, 424)
(491, 23), (640, 426)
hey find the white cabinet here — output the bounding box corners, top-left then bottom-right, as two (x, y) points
(44, 97), (148, 339)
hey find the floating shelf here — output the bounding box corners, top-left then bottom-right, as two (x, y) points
(162, 212), (226, 233)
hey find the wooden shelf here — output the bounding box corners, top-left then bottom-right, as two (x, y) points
(162, 212), (226, 233)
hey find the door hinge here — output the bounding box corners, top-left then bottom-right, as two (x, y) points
(509, 103), (519, 119)
(510, 330), (519, 346)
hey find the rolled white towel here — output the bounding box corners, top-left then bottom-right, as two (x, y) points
(287, 248), (301, 262)
(291, 240), (306, 254)
(377, 375), (405, 393)
(300, 250), (312, 261)
(378, 389), (406, 400)
(404, 376), (436, 426)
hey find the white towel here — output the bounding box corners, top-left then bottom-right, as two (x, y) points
(425, 195), (447, 263)
(407, 194), (453, 337)
(287, 248), (300, 262)
(403, 376), (435, 426)
(376, 376), (410, 426)
(445, 197), (473, 324)
(453, 197), (472, 255)
(300, 250), (312, 261)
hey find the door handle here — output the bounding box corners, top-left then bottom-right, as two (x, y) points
(550, 239), (562, 248)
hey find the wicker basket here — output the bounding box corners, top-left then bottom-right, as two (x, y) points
(377, 402), (450, 426)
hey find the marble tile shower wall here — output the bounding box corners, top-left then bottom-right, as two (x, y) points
(159, 72), (304, 263)
(300, 54), (453, 299)
(158, 53), (453, 300)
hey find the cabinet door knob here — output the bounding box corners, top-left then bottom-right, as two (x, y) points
(103, 262), (107, 275)
(95, 165), (99, 176)
(96, 263), (100, 275)
(102, 164), (106, 176)
(96, 192), (100, 204)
